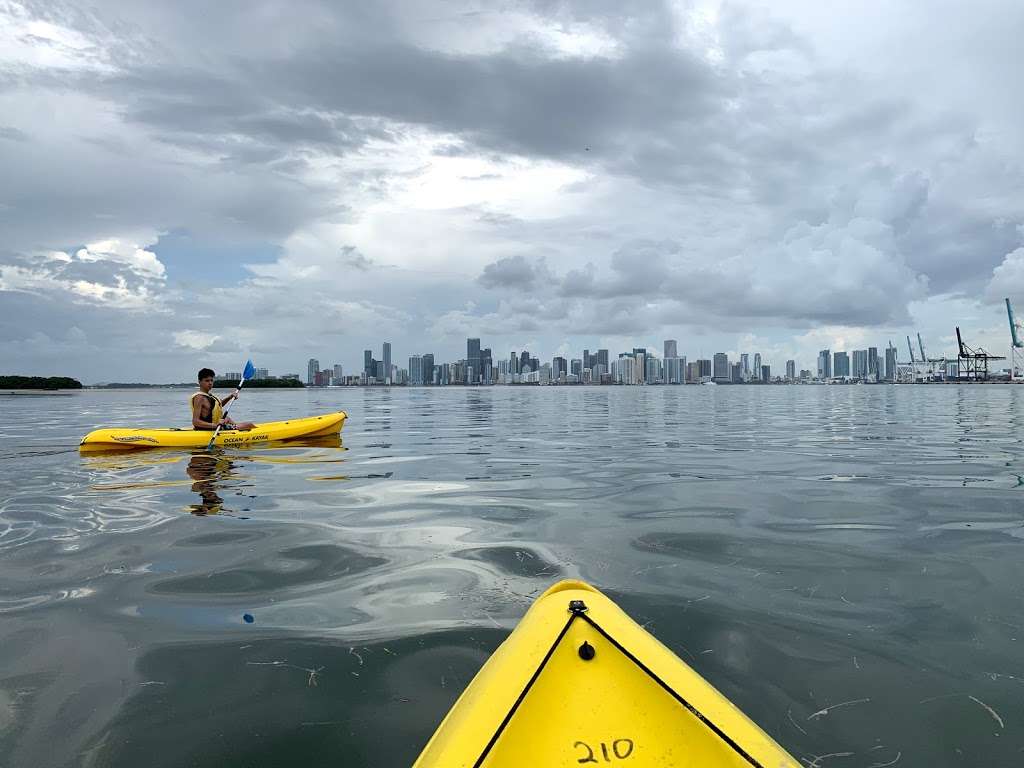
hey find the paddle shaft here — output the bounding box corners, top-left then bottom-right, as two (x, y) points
(205, 373), (247, 450)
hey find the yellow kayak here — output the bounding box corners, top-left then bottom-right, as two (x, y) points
(79, 411), (346, 451)
(414, 580), (798, 768)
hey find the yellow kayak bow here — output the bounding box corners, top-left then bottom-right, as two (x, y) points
(414, 580), (798, 767)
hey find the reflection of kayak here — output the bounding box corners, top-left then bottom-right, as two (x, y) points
(79, 411), (347, 451)
(414, 580), (798, 767)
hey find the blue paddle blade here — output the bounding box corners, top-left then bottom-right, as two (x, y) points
(243, 360), (255, 380)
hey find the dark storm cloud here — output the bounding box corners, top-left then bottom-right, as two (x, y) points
(477, 254), (546, 291)
(552, 229), (924, 329)
(257, 43), (722, 161)
(340, 246), (375, 271)
(0, 126), (29, 141)
(104, 66), (390, 158)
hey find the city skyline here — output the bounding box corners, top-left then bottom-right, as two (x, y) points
(301, 336), (927, 387)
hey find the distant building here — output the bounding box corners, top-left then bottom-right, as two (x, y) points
(481, 347), (493, 384)
(785, 360), (796, 381)
(409, 355), (423, 385)
(552, 356), (567, 382)
(817, 349), (831, 379)
(382, 342), (392, 385)
(645, 355), (661, 384)
(852, 349), (868, 379)
(713, 352), (729, 382)
(333, 364), (343, 383)
(467, 338), (481, 385)
(664, 340), (678, 360)
(571, 359), (582, 378)
(307, 358), (320, 385)
(740, 353), (750, 376)
(833, 351), (850, 378)
(254, 367), (269, 380)
(686, 361), (700, 383)
(761, 364), (770, 381)
(753, 353), (762, 381)
(597, 349), (609, 372)
(665, 357), (682, 384)
(731, 362), (743, 383)
(867, 347), (879, 380)
(697, 359), (712, 380)
(519, 350), (531, 373)
(422, 354), (435, 384)
(885, 345), (898, 382)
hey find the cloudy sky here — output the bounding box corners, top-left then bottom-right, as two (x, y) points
(2, 0), (1023, 382)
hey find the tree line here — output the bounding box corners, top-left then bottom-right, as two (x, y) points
(1, 376), (83, 390)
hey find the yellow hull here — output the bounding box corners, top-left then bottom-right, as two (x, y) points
(414, 580), (798, 768)
(79, 411), (346, 451)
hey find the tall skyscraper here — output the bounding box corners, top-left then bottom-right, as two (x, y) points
(646, 356), (662, 384)
(785, 360), (796, 381)
(510, 352), (520, 374)
(552, 356), (567, 381)
(571, 359), (582, 378)
(382, 342), (392, 385)
(713, 352), (729, 382)
(867, 347), (879, 380)
(753, 353), (762, 380)
(519, 350), (530, 373)
(697, 359), (712, 378)
(409, 355), (423, 385)
(481, 347), (493, 383)
(885, 344), (898, 382)
(307, 358), (320, 385)
(333, 364), (343, 383)
(761, 364), (771, 382)
(597, 349), (609, 372)
(740, 353), (750, 375)
(833, 351), (850, 378)
(422, 353), (435, 384)
(364, 349), (373, 379)
(817, 349), (831, 379)
(467, 338), (481, 384)
(852, 349), (868, 379)
(664, 340), (678, 360)
(665, 357), (681, 384)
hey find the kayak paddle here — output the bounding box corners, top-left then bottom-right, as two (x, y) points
(206, 360), (255, 450)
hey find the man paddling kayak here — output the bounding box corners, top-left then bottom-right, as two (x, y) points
(191, 368), (255, 431)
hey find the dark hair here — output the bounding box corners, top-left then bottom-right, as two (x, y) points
(198, 368), (215, 381)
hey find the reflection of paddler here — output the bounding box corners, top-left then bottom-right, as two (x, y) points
(186, 453), (234, 515)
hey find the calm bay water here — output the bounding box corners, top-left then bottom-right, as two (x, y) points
(1, 385), (1023, 767)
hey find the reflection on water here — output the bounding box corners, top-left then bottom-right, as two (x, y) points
(186, 453), (234, 515)
(1, 387), (1024, 767)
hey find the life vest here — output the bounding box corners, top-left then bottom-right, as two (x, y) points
(191, 391), (223, 425)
